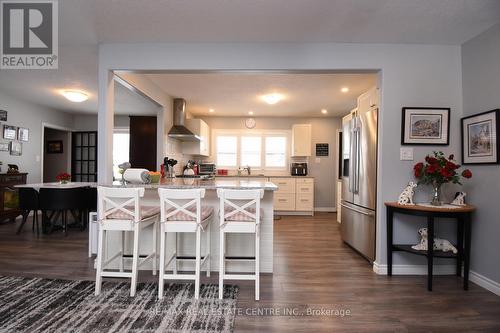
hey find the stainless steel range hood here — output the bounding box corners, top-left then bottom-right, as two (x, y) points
(168, 98), (200, 142)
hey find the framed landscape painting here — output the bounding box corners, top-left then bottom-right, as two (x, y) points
(401, 107), (450, 145)
(461, 109), (500, 165)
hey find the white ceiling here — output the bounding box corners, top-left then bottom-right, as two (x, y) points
(0, 0), (499, 116)
(146, 72), (377, 117)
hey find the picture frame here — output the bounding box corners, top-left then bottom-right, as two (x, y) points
(0, 110), (7, 121)
(10, 141), (22, 156)
(17, 127), (29, 142)
(47, 140), (63, 154)
(461, 109), (500, 165)
(0, 142), (9, 152)
(401, 107), (450, 145)
(3, 125), (17, 140)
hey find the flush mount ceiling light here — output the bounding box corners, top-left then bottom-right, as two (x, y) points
(61, 90), (89, 103)
(248, 111), (254, 115)
(321, 109), (328, 114)
(209, 108), (215, 113)
(340, 87), (349, 93)
(261, 93), (284, 105)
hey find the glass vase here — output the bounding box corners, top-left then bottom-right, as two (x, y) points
(430, 182), (442, 206)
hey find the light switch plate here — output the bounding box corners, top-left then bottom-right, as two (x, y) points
(36, 155), (41, 162)
(315, 158), (321, 163)
(400, 147), (414, 161)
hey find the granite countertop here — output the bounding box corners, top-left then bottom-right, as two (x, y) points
(215, 174), (314, 178)
(103, 178), (278, 191)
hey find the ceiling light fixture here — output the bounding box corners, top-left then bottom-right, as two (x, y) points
(248, 111), (254, 115)
(321, 109), (328, 114)
(341, 87), (349, 93)
(261, 93), (284, 105)
(209, 108), (215, 113)
(61, 90), (89, 103)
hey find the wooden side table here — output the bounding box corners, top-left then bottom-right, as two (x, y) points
(385, 202), (475, 291)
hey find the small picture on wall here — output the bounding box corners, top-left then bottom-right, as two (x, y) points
(0, 110), (7, 121)
(17, 127), (29, 142)
(47, 140), (63, 154)
(10, 141), (22, 156)
(0, 142), (9, 152)
(3, 125), (17, 140)
(461, 109), (500, 164)
(401, 107), (450, 145)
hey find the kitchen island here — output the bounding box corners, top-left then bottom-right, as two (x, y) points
(100, 178), (277, 273)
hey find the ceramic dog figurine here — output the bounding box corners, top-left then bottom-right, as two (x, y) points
(451, 191), (467, 206)
(412, 228), (458, 254)
(398, 182), (417, 205)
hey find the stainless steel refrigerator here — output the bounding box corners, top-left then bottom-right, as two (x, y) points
(341, 89), (378, 262)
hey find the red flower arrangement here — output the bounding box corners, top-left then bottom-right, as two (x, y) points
(56, 172), (71, 183)
(414, 152), (472, 185)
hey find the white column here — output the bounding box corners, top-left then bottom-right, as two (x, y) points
(97, 69), (114, 183)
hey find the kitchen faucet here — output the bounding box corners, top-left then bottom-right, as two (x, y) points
(239, 165), (251, 176)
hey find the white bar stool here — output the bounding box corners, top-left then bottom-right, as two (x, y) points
(95, 187), (159, 297)
(158, 188), (213, 299)
(217, 188), (264, 301)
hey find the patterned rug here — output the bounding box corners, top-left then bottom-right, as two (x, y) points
(0, 276), (238, 333)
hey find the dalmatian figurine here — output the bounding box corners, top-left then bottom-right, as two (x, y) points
(397, 182), (417, 205)
(412, 228), (458, 254)
(451, 191), (467, 206)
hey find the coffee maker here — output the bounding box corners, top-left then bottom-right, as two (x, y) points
(290, 162), (308, 176)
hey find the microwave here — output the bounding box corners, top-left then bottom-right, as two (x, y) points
(199, 163), (216, 175)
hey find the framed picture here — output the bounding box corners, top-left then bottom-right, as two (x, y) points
(17, 127), (29, 142)
(461, 109), (500, 165)
(0, 110), (7, 121)
(10, 141), (22, 156)
(3, 125), (17, 140)
(47, 140), (63, 154)
(401, 107), (450, 145)
(0, 142), (9, 152)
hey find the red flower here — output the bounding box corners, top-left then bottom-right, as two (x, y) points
(441, 168), (453, 178)
(56, 172), (71, 181)
(462, 169), (472, 179)
(425, 156), (438, 164)
(427, 164), (439, 174)
(445, 161), (459, 171)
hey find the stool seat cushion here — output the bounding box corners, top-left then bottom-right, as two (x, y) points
(106, 205), (160, 220)
(223, 206), (264, 222)
(166, 206), (214, 222)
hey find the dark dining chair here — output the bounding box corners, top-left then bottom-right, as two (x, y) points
(39, 188), (86, 236)
(80, 187), (97, 229)
(17, 187), (40, 236)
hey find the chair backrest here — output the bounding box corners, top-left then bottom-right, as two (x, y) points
(217, 189), (264, 226)
(19, 187), (39, 210)
(39, 188), (85, 211)
(158, 188), (205, 223)
(85, 187), (97, 211)
(97, 186), (145, 222)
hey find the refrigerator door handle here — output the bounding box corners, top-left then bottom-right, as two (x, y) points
(341, 202), (375, 217)
(355, 127), (361, 194)
(348, 127), (355, 193)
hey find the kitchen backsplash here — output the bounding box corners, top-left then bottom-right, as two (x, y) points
(164, 138), (193, 175)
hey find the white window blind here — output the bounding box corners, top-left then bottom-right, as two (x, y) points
(265, 136), (287, 167)
(216, 136), (238, 167)
(240, 136), (262, 167)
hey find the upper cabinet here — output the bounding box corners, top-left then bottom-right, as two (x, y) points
(182, 119), (210, 156)
(357, 86), (379, 111)
(291, 124), (312, 157)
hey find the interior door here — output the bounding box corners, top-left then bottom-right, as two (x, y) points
(129, 116), (157, 171)
(72, 131), (98, 182)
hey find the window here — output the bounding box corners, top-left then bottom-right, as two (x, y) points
(216, 136), (238, 167)
(214, 130), (289, 170)
(265, 136), (287, 167)
(240, 136), (262, 167)
(113, 131), (130, 180)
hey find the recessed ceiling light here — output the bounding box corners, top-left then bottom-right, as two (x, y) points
(248, 111), (254, 115)
(261, 93), (284, 105)
(209, 108), (215, 113)
(61, 90), (89, 103)
(341, 87), (349, 93)
(321, 109), (328, 114)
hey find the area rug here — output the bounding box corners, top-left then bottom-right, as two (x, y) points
(0, 276), (238, 333)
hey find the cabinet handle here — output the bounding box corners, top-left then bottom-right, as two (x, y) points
(278, 199), (287, 202)
(300, 199), (309, 202)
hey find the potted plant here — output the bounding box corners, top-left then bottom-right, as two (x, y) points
(56, 172), (71, 184)
(413, 152), (472, 206)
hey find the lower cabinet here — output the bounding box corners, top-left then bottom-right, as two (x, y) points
(272, 177), (314, 215)
(274, 193), (296, 211)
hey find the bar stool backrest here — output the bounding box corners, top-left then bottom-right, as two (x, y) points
(97, 187), (144, 222)
(217, 189), (264, 226)
(158, 188), (206, 223)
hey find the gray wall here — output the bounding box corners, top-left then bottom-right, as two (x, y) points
(462, 23), (500, 285)
(0, 91), (74, 183)
(73, 114), (130, 131)
(201, 116), (342, 209)
(43, 128), (70, 182)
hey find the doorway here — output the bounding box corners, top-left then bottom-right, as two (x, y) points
(42, 127), (72, 183)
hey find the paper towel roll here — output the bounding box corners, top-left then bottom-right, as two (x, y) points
(123, 168), (151, 184)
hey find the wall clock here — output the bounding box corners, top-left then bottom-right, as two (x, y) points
(245, 118), (256, 129)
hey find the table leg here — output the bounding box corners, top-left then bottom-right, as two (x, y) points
(456, 215), (464, 277)
(387, 208), (394, 276)
(427, 216), (434, 291)
(463, 213), (471, 290)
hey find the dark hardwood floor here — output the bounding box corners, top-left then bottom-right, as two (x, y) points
(1, 213), (499, 332)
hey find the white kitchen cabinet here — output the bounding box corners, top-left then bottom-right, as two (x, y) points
(271, 177), (314, 215)
(291, 124), (312, 157)
(182, 119), (210, 156)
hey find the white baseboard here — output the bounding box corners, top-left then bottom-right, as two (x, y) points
(314, 207), (337, 212)
(373, 262), (500, 296)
